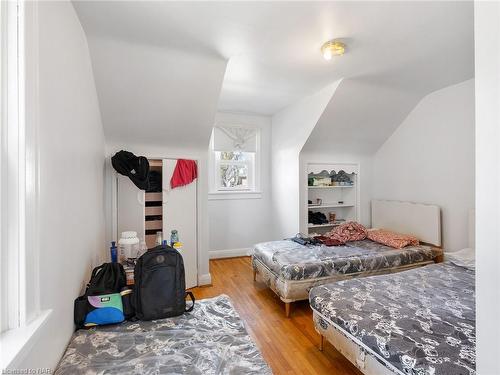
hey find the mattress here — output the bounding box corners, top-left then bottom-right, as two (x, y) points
(253, 239), (439, 281)
(310, 262), (475, 375)
(55, 295), (272, 375)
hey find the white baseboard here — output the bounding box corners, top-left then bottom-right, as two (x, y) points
(198, 273), (212, 286)
(209, 247), (253, 260)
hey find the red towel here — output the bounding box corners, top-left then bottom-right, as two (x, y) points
(170, 159), (197, 189)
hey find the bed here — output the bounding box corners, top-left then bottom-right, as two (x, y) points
(55, 295), (272, 375)
(309, 255), (475, 375)
(252, 200), (444, 317)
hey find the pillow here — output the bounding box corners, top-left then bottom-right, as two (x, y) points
(325, 221), (367, 243)
(445, 248), (475, 269)
(367, 229), (419, 249)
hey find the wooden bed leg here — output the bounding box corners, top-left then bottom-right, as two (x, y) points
(319, 335), (324, 351)
(285, 302), (291, 318)
(253, 269), (257, 281)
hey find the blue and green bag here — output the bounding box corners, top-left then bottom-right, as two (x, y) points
(74, 263), (132, 329)
(83, 293), (125, 327)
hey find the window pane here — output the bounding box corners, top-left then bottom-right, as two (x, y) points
(220, 164), (249, 188)
(219, 151), (252, 161)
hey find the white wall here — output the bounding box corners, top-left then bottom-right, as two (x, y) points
(14, 1), (106, 369)
(271, 81), (340, 238)
(208, 112), (273, 255)
(372, 79), (474, 251)
(475, 2), (500, 373)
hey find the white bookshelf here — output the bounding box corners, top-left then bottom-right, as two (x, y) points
(308, 223), (341, 229)
(308, 185), (353, 189)
(306, 163), (359, 234)
(308, 203), (355, 209)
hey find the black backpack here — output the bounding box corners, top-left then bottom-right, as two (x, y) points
(85, 263), (127, 295)
(133, 245), (195, 320)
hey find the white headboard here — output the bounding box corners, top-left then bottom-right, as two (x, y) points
(371, 200), (442, 247)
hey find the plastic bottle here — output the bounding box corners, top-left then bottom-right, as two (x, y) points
(170, 230), (179, 246)
(138, 240), (148, 258)
(118, 231), (140, 263)
(110, 241), (118, 263)
(155, 231), (163, 246)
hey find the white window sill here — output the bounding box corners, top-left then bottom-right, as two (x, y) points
(208, 191), (262, 200)
(0, 309), (52, 369)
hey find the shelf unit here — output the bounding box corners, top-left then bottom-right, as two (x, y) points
(308, 223), (341, 229)
(308, 185), (353, 189)
(308, 203), (355, 209)
(306, 163), (359, 234)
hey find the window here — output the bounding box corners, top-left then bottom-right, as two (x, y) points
(1, 0), (26, 334)
(216, 151), (254, 190)
(1, 0), (40, 337)
(1, 2), (48, 368)
(209, 125), (261, 198)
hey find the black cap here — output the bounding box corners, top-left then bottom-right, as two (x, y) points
(111, 150), (150, 190)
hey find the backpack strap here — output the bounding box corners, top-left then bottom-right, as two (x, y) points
(89, 264), (104, 281)
(85, 264), (106, 295)
(185, 291), (195, 313)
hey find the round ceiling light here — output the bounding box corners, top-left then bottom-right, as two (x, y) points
(321, 40), (346, 60)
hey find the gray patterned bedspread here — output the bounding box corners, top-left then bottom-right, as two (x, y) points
(253, 239), (437, 281)
(56, 295), (272, 375)
(310, 262), (475, 375)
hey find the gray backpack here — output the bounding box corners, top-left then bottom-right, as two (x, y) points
(133, 245), (195, 320)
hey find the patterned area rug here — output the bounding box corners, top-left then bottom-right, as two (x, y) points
(56, 295), (272, 374)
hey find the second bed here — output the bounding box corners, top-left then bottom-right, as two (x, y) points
(309, 255), (475, 375)
(252, 200), (444, 316)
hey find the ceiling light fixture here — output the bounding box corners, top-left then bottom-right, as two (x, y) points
(321, 40), (346, 60)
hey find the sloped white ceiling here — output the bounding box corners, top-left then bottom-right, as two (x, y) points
(84, 36), (227, 148)
(74, 1), (474, 116)
(73, 1), (474, 151)
(302, 78), (422, 155)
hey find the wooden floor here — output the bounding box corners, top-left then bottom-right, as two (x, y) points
(190, 257), (362, 375)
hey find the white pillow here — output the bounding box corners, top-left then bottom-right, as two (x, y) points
(444, 248), (475, 269)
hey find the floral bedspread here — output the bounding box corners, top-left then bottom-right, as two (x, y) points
(55, 295), (272, 375)
(252, 239), (438, 281)
(310, 262), (475, 375)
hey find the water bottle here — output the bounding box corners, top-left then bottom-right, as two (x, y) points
(110, 241), (118, 263)
(138, 241), (148, 258)
(170, 230), (179, 246)
(155, 231), (163, 246)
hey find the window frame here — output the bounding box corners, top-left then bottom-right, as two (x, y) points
(1, 0), (41, 334)
(209, 125), (262, 200)
(1, 0), (26, 333)
(1, 2), (49, 368)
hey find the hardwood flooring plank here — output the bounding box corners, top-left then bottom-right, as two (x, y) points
(190, 257), (362, 375)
